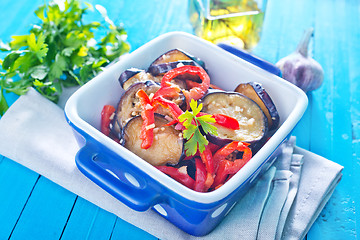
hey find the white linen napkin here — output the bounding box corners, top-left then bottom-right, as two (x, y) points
(0, 88), (343, 239)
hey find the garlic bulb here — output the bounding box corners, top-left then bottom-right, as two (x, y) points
(276, 28), (324, 92)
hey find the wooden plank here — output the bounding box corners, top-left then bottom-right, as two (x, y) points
(307, 0), (357, 238)
(0, 156), (39, 239)
(84, 0), (192, 51)
(348, 0), (360, 236)
(352, 141), (360, 237)
(0, 0), (43, 40)
(110, 217), (157, 240)
(9, 176), (77, 240)
(60, 197), (117, 240)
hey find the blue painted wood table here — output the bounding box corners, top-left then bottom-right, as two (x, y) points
(0, 0), (358, 239)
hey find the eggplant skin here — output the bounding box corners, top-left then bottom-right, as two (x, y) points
(201, 91), (268, 145)
(123, 114), (185, 166)
(149, 49), (205, 69)
(147, 60), (199, 76)
(118, 68), (161, 91)
(234, 82), (279, 131)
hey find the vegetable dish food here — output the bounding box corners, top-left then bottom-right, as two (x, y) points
(100, 49), (279, 192)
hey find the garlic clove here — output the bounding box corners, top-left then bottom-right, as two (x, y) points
(276, 28), (324, 93)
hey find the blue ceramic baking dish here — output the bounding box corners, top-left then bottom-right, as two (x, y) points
(64, 32), (308, 236)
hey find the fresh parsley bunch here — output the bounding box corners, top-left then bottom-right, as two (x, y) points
(0, 0), (130, 115)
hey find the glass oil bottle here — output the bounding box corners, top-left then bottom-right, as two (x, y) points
(189, 0), (267, 50)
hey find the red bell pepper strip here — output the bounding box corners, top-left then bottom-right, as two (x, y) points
(101, 105), (116, 136)
(136, 89), (155, 149)
(156, 166), (195, 189)
(153, 84), (180, 100)
(197, 112), (239, 130)
(213, 141), (251, 165)
(194, 158), (214, 192)
(136, 87), (184, 149)
(213, 114), (240, 130)
(212, 160), (233, 188)
(161, 65), (210, 107)
(194, 158), (207, 192)
(152, 96), (184, 120)
(164, 118), (178, 126)
(212, 141), (252, 188)
(200, 144), (215, 175)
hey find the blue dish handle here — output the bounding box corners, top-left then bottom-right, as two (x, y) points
(75, 142), (161, 211)
(217, 43), (282, 76)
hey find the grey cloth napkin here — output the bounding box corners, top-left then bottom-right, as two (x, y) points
(0, 88), (343, 240)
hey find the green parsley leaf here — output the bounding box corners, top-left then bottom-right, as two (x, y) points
(0, 89), (9, 115)
(9, 35), (28, 50)
(34, 5), (46, 21)
(49, 53), (67, 81)
(197, 115), (217, 135)
(182, 123), (197, 140)
(27, 33), (48, 61)
(190, 99), (202, 116)
(62, 47), (75, 57)
(30, 65), (48, 80)
(184, 130), (208, 156)
(179, 99), (217, 156)
(2, 52), (20, 70)
(178, 110), (194, 127)
(79, 64), (92, 83)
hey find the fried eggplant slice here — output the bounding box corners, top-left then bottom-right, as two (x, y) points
(235, 82), (279, 131)
(201, 91), (268, 146)
(123, 114), (184, 166)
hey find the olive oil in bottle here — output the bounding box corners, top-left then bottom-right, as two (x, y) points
(189, 0), (266, 50)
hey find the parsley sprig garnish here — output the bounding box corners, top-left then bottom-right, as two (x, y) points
(0, 0), (130, 115)
(178, 99), (217, 156)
